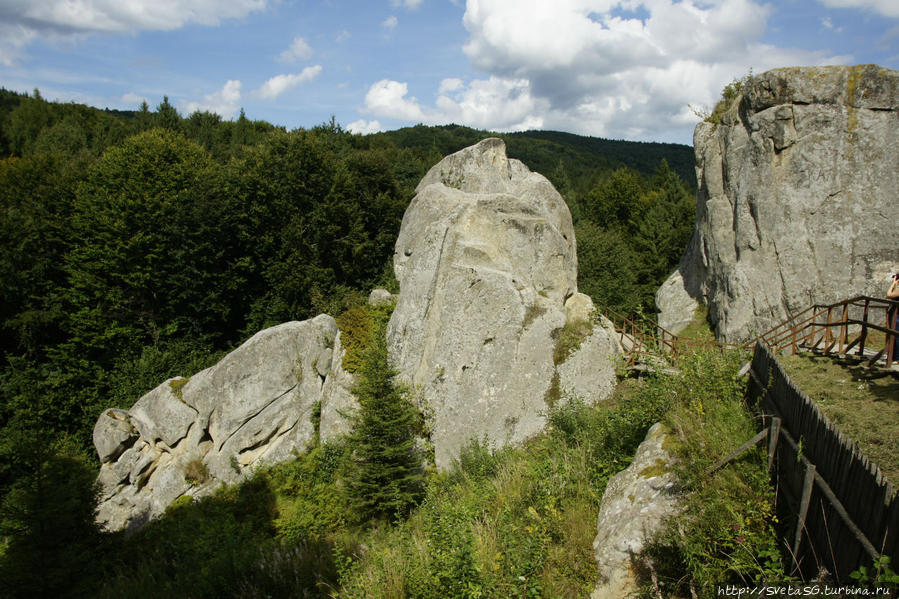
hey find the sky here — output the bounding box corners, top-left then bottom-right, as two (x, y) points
(1, 0), (897, 145)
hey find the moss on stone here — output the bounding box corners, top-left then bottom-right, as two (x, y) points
(168, 377), (189, 401)
(639, 458), (671, 479)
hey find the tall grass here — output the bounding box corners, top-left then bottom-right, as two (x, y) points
(93, 348), (784, 599)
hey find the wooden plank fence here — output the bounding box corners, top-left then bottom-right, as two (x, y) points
(742, 342), (899, 582)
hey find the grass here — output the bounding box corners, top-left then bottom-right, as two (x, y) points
(676, 305), (715, 343)
(778, 352), (899, 487)
(642, 347), (784, 597)
(77, 348), (784, 599)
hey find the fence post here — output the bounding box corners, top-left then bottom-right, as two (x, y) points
(768, 417), (781, 472)
(858, 298), (869, 357)
(888, 304), (897, 368)
(793, 462), (817, 567)
(840, 302), (849, 354)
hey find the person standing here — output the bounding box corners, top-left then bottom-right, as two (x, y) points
(887, 274), (899, 362)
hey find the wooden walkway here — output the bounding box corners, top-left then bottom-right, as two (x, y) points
(604, 295), (899, 373)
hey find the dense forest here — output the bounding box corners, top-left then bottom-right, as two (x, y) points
(0, 88), (697, 597)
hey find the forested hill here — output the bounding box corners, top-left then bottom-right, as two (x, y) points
(0, 90), (695, 591)
(376, 124), (695, 195)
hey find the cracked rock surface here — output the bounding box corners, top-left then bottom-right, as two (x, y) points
(387, 138), (619, 469)
(591, 423), (681, 599)
(93, 315), (353, 532)
(657, 65), (899, 342)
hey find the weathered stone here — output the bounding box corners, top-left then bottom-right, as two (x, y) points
(93, 408), (138, 463)
(558, 315), (622, 405)
(591, 423), (680, 599)
(564, 292), (595, 324)
(388, 138), (617, 469)
(658, 65), (899, 342)
(655, 268), (700, 336)
(367, 288), (396, 306)
(320, 330), (357, 441)
(129, 380), (196, 448)
(93, 314), (350, 531)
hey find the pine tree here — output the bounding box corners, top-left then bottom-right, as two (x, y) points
(344, 319), (424, 523)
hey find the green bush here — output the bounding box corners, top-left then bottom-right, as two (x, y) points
(641, 348), (785, 597)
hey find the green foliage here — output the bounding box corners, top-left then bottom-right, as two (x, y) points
(0, 92), (705, 599)
(184, 458), (210, 486)
(552, 318), (593, 366)
(335, 302), (395, 373)
(0, 431), (103, 599)
(851, 556), (899, 590)
(701, 72), (753, 125)
(641, 348), (785, 596)
(339, 382), (671, 598)
(576, 159), (695, 315)
(343, 318), (425, 523)
(271, 442), (350, 542)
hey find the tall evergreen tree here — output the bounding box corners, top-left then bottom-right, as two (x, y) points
(344, 318), (424, 523)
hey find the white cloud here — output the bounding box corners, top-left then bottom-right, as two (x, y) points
(181, 79), (242, 118)
(446, 0), (846, 142)
(336, 29), (351, 42)
(358, 0), (848, 143)
(361, 76), (546, 131)
(382, 15), (398, 31)
(255, 65), (323, 99)
(391, 0), (424, 9)
(364, 79), (426, 121)
(821, 16), (844, 32)
(0, 0), (267, 64)
(122, 91), (149, 106)
(0, 23), (37, 65)
(347, 119), (384, 134)
(279, 36), (313, 62)
(438, 77), (464, 94)
(818, 0), (899, 18)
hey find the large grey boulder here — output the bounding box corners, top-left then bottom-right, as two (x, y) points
(93, 315), (353, 532)
(591, 423), (681, 599)
(387, 138), (619, 469)
(658, 65), (899, 342)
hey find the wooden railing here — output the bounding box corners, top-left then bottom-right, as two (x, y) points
(752, 295), (899, 367)
(604, 295), (899, 370)
(601, 308), (735, 369)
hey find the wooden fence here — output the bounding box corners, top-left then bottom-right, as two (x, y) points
(745, 342), (899, 582)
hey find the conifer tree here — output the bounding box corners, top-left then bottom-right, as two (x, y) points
(344, 318), (424, 523)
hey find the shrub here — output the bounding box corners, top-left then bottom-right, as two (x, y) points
(336, 303), (394, 373)
(641, 348), (785, 596)
(184, 458), (210, 486)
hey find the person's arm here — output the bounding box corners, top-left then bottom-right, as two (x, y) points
(888, 276), (899, 299)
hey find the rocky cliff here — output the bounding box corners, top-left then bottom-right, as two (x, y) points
(657, 65), (899, 342)
(92, 138), (621, 529)
(388, 138), (620, 469)
(93, 316), (354, 531)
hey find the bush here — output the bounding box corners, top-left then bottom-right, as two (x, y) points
(641, 348), (785, 597)
(184, 458), (209, 485)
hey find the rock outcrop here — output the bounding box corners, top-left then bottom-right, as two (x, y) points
(387, 138), (620, 469)
(94, 315), (353, 531)
(658, 65), (899, 342)
(591, 423), (680, 599)
(93, 138), (623, 529)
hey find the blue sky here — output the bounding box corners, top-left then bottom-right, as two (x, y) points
(1, 0), (897, 145)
